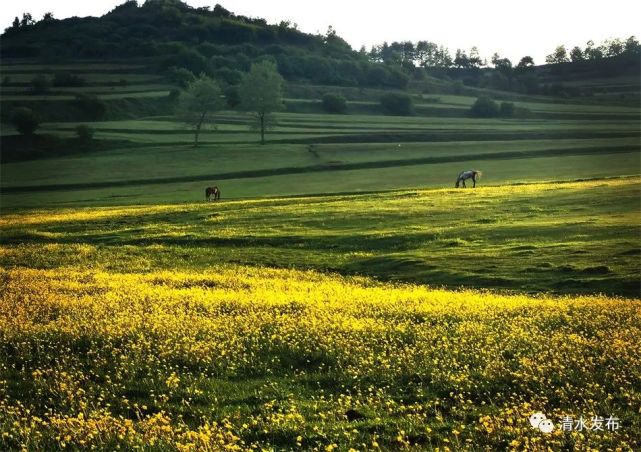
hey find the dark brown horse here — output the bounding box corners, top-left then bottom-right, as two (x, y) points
(205, 186), (220, 201)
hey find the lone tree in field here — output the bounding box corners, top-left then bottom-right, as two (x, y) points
(239, 61), (284, 145)
(178, 74), (225, 146)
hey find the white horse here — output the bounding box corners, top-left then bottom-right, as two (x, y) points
(455, 170), (482, 188)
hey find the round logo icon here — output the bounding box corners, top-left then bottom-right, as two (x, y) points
(529, 412), (546, 429)
(538, 419), (555, 433)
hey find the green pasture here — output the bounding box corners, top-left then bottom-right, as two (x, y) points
(2, 177), (639, 297)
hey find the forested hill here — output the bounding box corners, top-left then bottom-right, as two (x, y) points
(1, 0), (639, 99)
(1, 0), (410, 89)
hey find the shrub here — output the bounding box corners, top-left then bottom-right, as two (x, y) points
(53, 72), (86, 87)
(385, 68), (409, 89)
(75, 125), (94, 142)
(167, 66), (195, 88)
(469, 96), (499, 117)
(380, 93), (413, 116)
(499, 102), (515, 117)
(10, 107), (39, 135)
(321, 93), (347, 114)
(214, 68), (242, 86)
(74, 94), (106, 121)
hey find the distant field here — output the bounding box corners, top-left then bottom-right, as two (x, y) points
(2, 77), (640, 209)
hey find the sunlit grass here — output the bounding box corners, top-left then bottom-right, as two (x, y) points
(1, 265), (639, 450)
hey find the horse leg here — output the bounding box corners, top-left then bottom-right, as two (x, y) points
(472, 176), (476, 188)
(462, 180), (466, 188)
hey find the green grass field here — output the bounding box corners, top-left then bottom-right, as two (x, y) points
(2, 178), (639, 296)
(1, 178), (640, 450)
(1, 59), (640, 450)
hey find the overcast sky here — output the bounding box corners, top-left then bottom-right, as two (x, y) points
(2, 0), (639, 63)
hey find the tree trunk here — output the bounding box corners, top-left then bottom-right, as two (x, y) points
(260, 113), (265, 145)
(194, 111), (206, 147)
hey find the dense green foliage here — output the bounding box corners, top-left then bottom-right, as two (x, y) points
(1, 0), (409, 90)
(321, 93), (347, 114)
(380, 92), (413, 115)
(9, 106), (39, 135)
(469, 96), (499, 117)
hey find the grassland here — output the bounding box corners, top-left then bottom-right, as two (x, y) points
(2, 60), (639, 209)
(1, 58), (640, 450)
(2, 178), (639, 296)
(1, 178), (640, 450)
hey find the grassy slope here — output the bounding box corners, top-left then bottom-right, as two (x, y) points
(1, 178), (640, 450)
(2, 178), (639, 297)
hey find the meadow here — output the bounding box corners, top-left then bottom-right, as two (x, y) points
(1, 58), (641, 450)
(1, 178), (640, 450)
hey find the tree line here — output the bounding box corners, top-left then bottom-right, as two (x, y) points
(367, 36), (639, 69)
(545, 36), (640, 64)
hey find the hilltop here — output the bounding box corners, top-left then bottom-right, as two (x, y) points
(1, 0), (407, 90)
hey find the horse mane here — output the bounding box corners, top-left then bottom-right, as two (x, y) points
(474, 170), (483, 178)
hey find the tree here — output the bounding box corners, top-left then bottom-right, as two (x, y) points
(469, 46), (484, 68)
(584, 40), (604, 60)
(604, 38), (624, 57)
(178, 74), (225, 146)
(545, 45), (569, 64)
(469, 96), (499, 117)
(10, 107), (39, 135)
(239, 61), (284, 145)
(321, 93), (347, 113)
(516, 56), (535, 70)
(42, 12), (55, 22)
(454, 49), (469, 68)
(624, 36), (640, 55)
(20, 13), (34, 27)
(380, 93), (413, 116)
(167, 66), (195, 88)
(569, 46), (584, 62)
(491, 53), (512, 76)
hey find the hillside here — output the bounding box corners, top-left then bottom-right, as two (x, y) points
(1, 0), (407, 90)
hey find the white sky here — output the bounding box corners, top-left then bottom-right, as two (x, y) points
(2, 0), (640, 64)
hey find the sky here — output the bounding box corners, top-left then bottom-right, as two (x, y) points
(2, 0), (640, 64)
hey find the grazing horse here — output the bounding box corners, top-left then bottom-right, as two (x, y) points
(205, 186), (221, 201)
(455, 170), (482, 188)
